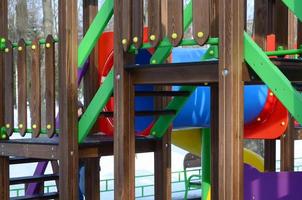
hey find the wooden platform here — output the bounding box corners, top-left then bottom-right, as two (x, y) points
(126, 58), (302, 85)
(0, 135), (157, 160)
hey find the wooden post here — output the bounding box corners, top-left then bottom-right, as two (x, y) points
(114, 1), (136, 199)
(281, 116), (295, 171)
(154, 86), (171, 200)
(218, 0), (244, 199)
(210, 84), (219, 200)
(58, 1), (79, 199)
(0, 1), (9, 199)
(82, 1), (101, 199)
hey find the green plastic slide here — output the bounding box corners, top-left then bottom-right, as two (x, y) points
(282, 0), (302, 22)
(244, 32), (302, 124)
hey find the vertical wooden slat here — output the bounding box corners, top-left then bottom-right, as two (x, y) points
(210, 84), (219, 200)
(4, 41), (14, 136)
(82, 1), (101, 199)
(45, 35), (56, 138)
(298, 21), (302, 48)
(58, 0), (79, 199)
(193, 0), (210, 45)
(264, 140), (276, 171)
(218, 0), (244, 199)
(254, 0), (269, 49)
(132, 0), (143, 49)
(30, 38), (41, 138)
(281, 116), (295, 171)
(167, 0), (183, 46)
(17, 39), (27, 137)
(114, 0), (136, 199)
(84, 158), (100, 200)
(210, 0), (219, 37)
(122, 0), (132, 51)
(0, 0), (10, 199)
(161, 0), (169, 36)
(274, 1), (288, 47)
(148, 0), (161, 47)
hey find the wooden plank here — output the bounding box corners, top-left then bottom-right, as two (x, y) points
(298, 21), (302, 48)
(58, 0), (79, 199)
(210, 84), (219, 200)
(264, 140), (276, 171)
(84, 158), (100, 200)
(3, 41), (14, 136)
(254, 0), (269, 48)
(280, 116), (295, 171)
(193, 0), (210, 45)
(167, 0), (183, 46)
(132, 0), (143, 49)
(218, 0), (244, 199)
(30, 38), (41, 138)
(210, 0), (219, 37)
(274, 1), (288, 47)
(17, 39), (27, 137)
(114, 0), (136, 199)
(45, 35), (56, 138)
(154, 86), (171, 200)
(148, 0), (161, 47)
(0, 142), (58, 160)
(121, 0), (132, 51)
(0, 1), (10, 199)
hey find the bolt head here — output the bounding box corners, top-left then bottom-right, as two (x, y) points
(222, 68), (229, 76)
(133, 37), (138, 43)
(122, 39), (127, 45)
(45, 43), (51, 48)
(19, 124), (23, 129)
(18, 46), (23, 51)
(47, 124), (52, 130)
(31, 45), (36, 50)
(150, 35), (156, 41)
(4, 48), (9, 53)
(171, 33), (178, 39)
(197, 32), (204, 38)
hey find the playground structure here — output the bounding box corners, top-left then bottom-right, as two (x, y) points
(0, 0), (302, 199)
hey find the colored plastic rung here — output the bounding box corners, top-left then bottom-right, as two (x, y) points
(281, 0), (302, 22)
(78, 69), (114, 143)
(78, 0), (113, 68)
(244, 32), (302, 125)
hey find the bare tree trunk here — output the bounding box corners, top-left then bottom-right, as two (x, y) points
(42, 0), (54, 36)
(16, 0), (29, 39)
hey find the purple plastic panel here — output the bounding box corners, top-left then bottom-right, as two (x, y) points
(244, 164), (302, 200)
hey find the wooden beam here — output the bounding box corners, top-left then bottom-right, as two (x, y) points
(82, 1), (101, 199)
(0, 1), (9, 199)
(210, 84), (219, 200)
(280, 116), (295, 171)
(264, 140), (276, 171)
(254, 0), (269, 49)
(114, 0), (136, 199)
(154, 86), (171, 200)
(58, 0), (79, 199)
(218, 0), (244, 199)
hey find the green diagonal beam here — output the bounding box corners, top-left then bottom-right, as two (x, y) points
(78, 0), (113, 68)
(150, 46), (218, 138)
(150, 0), (193, 64)
(282, 0), (302, 22)
(244, 32), (302, 124)
(78, 69), (114, 143)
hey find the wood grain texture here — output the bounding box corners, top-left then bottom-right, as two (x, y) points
(298, 22), (302, 48)
(148, 0), (161, 47)
(274, 1), (288, 47)
(114, 0), (136, 198)
(218, 0), (244, 199)
(210, 0), (219, 37)
(45, 35), (56, 138)
(84, 158), (100, 200)
(30, 38), (41, 138)
(58, 0), (79, 199)
(210, 84), (219, 200)
(17, 39), (27, 136)
(264, 140), (276, 171)
(167, 0), (183, 46)
(122, 0), (132, 51)
(132, 0), (143, 49)
(3, 41), (14, 136)
(254, 0), (269, 49)
(280, 116), (295, 171)
(0, 1), (10, 199)
(193, 0), (210, 45)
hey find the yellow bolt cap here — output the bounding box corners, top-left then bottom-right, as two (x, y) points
(45, 43), (51, 48)
(31, 45), (36, 50)
(133, 37), (138, 43)
(18, 46), (23, 51)
(197, 32), (204, 38)
(122, 39), (127, 45)
(4, 48), (9, 53)
(171, 33), (178, 39)
(32, 124), (37, 129)
(47, 124), (52, 130)
(5, 124), (10, 129)
(19, 124), (23, 129)
(150, 35), (156, 41)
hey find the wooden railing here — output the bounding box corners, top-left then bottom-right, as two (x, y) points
(2, 35), (58, 138)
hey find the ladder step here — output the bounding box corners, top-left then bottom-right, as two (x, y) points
(10, 174), (59, 185)
(135, 91), (191, 97)
(100, 110), (177, 118)
(10, 192), (59, 200)
(9, 157), (47, 165)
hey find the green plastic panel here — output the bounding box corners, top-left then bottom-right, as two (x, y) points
(150, 0), (193, 64)
(244, 32), (302, 124)
(78, 0), (113, 68)
(202, 128), (211, 200)
(282, 0), (302, 22)
(78, 69), (114, 143)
